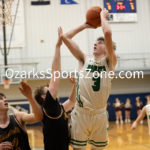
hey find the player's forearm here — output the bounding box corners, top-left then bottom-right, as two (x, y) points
(49, 44), (61, 100)
(69, 83), (77, 104)
(61, 36), (85, 64)
(52, 45), (61, 73)
(101, 15), (112, 36)
(63, 24), (86, 39)
(62, 83), (76, 112)
(135, 107), (146, 124)
(28, 97), (43, 121)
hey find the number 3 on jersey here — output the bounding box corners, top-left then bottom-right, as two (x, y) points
(89, 65), (106, 92)
(92, 76), (100, 92)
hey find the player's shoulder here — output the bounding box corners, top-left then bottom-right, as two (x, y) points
(78, 54), (89, 70)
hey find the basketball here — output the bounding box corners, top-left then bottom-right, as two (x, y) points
(86, 6), (102, 28)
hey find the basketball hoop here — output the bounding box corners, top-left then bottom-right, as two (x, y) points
(3, 79), (10, 89)
(0, 0), (13, 25)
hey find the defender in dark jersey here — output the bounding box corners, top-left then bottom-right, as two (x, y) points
(34, 27), (76, 150)
(0, 115), (31, 150)
(0, 82), (43, 150)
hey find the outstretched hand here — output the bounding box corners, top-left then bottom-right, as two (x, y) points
(19, 81), (32, 99)
(57, 27), (63, 46)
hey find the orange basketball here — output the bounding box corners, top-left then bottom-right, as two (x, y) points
(86, 6), (102, 28)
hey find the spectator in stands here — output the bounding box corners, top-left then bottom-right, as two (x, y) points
(146, 95), (150, 104)
(124, 98), (132, 123)
(113, 98), (124, 124)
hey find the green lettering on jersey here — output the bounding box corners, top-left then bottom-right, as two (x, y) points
(86, 65), (106, 92)
(86, 65), (106, 73)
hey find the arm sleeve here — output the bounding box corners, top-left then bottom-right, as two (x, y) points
(43, 91), (61, 117)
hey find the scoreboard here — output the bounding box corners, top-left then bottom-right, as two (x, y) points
(104, 0), (137, 22)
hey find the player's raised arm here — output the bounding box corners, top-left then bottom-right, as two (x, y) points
(61, 24), (89, 65)
(48, 27), (62, 100)
(100, 8), (117, 71)
(18, 81), (43, 124)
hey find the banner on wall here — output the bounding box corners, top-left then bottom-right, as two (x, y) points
(60, 0), (78, 5)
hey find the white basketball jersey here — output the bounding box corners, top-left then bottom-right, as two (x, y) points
(145, 104), (150, 135)
(76, 57), (112, 110)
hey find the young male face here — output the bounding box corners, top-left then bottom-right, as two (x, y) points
(0, 95), (9, 112)
(93, 40), (106, 56)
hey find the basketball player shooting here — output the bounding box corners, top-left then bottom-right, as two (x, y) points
(60, 8), (117, 150)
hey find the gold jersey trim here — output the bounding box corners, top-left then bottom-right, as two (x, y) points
(43, 106), (63, 120)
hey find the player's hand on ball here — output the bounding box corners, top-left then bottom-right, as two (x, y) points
(84, 22), (96, 29)
(100, 8), (109, 19)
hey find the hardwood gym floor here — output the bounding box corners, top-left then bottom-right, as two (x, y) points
(27, 121), (150, 150)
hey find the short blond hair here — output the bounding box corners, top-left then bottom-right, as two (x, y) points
(97, 36), (116, 51)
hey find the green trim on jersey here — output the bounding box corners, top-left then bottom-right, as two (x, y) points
(88, 140), (108, 147)
(71, 139), (87, 143)
(70, 142), (86, 146)
(89, 140), (108, 144)
(76, 74), (83, 107)
(70, 138), (87, 146)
